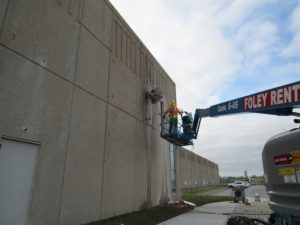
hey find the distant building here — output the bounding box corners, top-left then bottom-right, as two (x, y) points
(250, 175), (265, 185)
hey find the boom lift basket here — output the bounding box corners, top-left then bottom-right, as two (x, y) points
(160, 101), (194, 146)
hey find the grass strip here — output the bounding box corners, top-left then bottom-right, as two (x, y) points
(182, 194), (233, 206)
(182, 185), (227, 194)
(83, 194), (232, 225)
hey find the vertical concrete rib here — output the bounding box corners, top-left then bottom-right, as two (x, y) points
(147, 116), (152, 208)
(145, 80), (153, 207)
(99, 0), (113, 220)
(57, 6), (82, 225)
(99, 57), (110, 220)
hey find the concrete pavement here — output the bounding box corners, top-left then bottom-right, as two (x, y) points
(230, 199), (272, 222)
(158, 198), (272, 225)
(157, 202), (236, 225)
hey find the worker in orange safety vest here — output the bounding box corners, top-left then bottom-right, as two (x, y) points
(163, 101), (182, 133)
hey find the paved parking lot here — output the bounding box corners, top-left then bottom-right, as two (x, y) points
(158, 185), (271, 225)
(212, 185), (269, 200)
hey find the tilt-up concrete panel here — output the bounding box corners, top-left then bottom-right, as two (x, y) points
(102, 105), (148, 218)
(176, 147), (220, 193)
(0, 0), (8, 30)
(60, 87), (107, 225)
(192, 155), (200, 185)
(68, 0), (82, 19)
(81, 0), (112, 48)
(134, 120), (148, 209)
(75, 27), (110, 101)
(190, 154), (197, 186)
(56, 0), (81, 18)
(151, 100), (162, 129)
(166, 79), (177, 104)
(178, 150), (186, 188)
(150, 130), (171, 206)
(0, 46), (73, 225)
(136, 78), (146, 121)
(108, 56), (141, 119)
(183, 152), (193, 187)
(0, 0), (80, 82)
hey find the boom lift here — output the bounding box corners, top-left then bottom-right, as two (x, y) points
(160, 80), (300, 225)
(160, 80), (300, 146)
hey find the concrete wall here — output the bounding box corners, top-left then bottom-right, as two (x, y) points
(176, 148), (219, 196)
(0, 1), (219, 225)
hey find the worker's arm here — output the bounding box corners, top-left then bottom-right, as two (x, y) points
(164, 106), (170, 117)
(176, 107), (182, 115)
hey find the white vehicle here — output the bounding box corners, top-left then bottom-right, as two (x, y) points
(244, 181), (251, 188)
(227, 181), (247, 189)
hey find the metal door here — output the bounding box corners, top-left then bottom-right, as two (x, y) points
(0, 138), (38, 225)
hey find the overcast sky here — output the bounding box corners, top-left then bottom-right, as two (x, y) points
(109, 0), (300, 177)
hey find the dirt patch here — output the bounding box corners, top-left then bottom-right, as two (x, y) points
(83, 205), (193, 225)
(82, 193), (232, 225)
